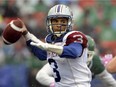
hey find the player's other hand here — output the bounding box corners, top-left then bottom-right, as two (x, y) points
(50, 82), (55, 87)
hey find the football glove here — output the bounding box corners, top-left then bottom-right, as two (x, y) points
(30, 41), (63, 55)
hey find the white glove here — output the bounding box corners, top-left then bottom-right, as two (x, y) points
(25, 32), (63, 55)
(30, 41), (48, 50)
(31, 41), (63, 55)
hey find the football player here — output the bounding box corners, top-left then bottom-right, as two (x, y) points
(87, 36), (116, 87)
(21, 4), (91, 87)
(36, 35), (116, 87)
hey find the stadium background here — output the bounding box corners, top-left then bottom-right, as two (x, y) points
(0, 0), (116, 87)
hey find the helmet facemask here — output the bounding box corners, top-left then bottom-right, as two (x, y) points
(87, 50), (95, 65)
(47, 16), (72, 37)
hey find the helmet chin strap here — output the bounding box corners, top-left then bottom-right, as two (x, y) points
(53, 30), (66, 37)
(55, 33), (61, 37)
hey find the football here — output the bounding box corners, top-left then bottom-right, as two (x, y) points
(2, 19), (23, 45)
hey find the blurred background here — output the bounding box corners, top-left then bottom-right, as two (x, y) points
(0, 0), (116, 87)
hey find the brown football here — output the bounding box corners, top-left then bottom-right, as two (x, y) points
(2, 19), (23, 45)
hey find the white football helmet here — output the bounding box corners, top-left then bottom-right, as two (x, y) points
(46, 4), (73, 36)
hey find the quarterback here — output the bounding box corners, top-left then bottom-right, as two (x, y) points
(36, 36), (116, 87)
(21, 4), (91, 87)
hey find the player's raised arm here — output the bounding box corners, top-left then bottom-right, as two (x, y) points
(19, 19), (47, 60)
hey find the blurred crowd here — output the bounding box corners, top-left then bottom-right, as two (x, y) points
(0, 0), (116, 87)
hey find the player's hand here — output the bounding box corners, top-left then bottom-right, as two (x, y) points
(17, 18), (28, 35)
(50, 82), (55, 87)
(30, 40), (48, 50)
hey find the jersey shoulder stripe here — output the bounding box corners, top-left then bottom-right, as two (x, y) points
(63, 31), (88, 48)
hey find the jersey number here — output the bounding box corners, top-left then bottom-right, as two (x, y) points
(48, 59), (61, 82)
(73, 34), (83, 43)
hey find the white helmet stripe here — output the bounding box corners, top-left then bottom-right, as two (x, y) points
(55, 5), (57, 13)
(61, 5), (63, 13)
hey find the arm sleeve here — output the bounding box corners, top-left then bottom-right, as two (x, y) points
(26, 40), (47, 60)
(90, 55), (105, 75)
(36, 63), (54, 86)
(60, 42), (83, 58)
(97, 69), (116, 87)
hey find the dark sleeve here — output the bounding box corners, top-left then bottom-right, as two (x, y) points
(90, 55), (105, 75)
(60, 42), (83, 58)
(26, 40), (47, 60)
